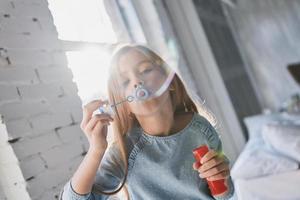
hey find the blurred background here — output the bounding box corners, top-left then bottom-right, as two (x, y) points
(0, 0), (299, 199)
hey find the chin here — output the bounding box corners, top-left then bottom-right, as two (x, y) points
(129, 92), (171, 116)
(130, 103), (161, 116)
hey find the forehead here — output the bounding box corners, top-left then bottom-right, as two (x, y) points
(118, 49), (150, 72)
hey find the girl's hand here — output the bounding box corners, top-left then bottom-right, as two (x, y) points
(80, 100), (114, 154)
(193, 149), (230, 181)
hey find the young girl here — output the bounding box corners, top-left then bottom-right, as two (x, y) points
(61, 44), (234, 200)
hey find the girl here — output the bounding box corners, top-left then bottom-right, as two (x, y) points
(61, 44), (234, 200)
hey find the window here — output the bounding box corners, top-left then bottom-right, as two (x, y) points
(48, 0), (120, 105)
(48, 0), (117, 43)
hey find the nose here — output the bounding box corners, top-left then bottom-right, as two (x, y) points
(134, 81), (143, 88)
(133, 79), (144, 88)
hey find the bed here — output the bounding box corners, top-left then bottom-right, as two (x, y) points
(230, 112), (300, 200)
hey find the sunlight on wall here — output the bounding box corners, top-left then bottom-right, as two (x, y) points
(48, 0), (117, 43)
(48, 0), (117, 104)
(65, 48), (111, 105)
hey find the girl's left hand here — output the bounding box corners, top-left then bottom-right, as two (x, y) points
(193, 149), (230, 181)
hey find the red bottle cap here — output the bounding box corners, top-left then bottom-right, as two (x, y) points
(193, 145), (209, 163)
(192, 145), (228, 196)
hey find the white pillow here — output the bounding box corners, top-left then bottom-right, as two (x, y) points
(231, 139), (298, 180)
(243, 113), (283, 139)
(262, 123), (300, 162)
(243, 112), (300, 140)
(234, 170), (300, 200)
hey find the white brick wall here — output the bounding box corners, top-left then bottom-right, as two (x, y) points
(0, 117), (31, 200)
(0, 1), (52, 19)
(0, 101), (49, 121)
(0, 32), (61, 50)
(7, 50), (54, 66)
(0, 68), (39, 84)
(5, 118), (32, 138)
(37, 67), (74, 83)
(0, 0), (86, 199)
(0, 85), (19, 102)
(29, 112), (72, 134)
(19, 155), (46, 180)
(17, 83), (64, 100)
(11, 132), (62, 160)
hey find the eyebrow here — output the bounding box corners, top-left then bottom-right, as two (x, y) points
(119, 60), (152, 74)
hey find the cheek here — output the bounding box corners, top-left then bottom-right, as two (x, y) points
(149, 73), (167, 88)
(118, 86), (131, 98)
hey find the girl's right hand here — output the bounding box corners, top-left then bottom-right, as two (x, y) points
(80, 100), (114, 154)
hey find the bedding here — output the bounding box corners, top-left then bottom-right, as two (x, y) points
(231, 112), (300, 200)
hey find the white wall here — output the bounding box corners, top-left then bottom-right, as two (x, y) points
(0, 116), (31, 200)
(0, 1), (87, 199)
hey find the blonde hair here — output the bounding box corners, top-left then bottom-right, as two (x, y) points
(96, 44), (217, 199)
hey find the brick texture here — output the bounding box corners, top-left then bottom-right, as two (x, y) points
(0, 0), (86, 199)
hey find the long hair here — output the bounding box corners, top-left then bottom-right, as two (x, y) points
(96, 44), (217, 199)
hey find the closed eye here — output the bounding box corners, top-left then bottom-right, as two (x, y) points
(141, 68), (153, 74)
(122, 79), (130, 87)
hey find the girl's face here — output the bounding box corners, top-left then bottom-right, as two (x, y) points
(117, 49), (171, 116)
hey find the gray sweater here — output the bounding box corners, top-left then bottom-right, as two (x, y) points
(61, 113), (235, 200)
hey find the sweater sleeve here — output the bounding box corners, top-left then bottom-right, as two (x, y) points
(60, 143), (126, 200)
(205, 123), (235, 200)
(93, 143), (126, 193)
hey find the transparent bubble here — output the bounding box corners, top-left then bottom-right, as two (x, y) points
(87, 42), (179, 117)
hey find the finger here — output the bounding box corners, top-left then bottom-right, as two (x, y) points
(193, 161), (201, 170)
(198, 157), (223, 173)
(85, 117), (101, 133)
(207, 170), (230, 181)
(199, 163), (229, 179)
(200, 150), (218, 164)
(85, 116), (110, 132)
(84, 100), (109, 114)
(93, 121), (108, 138)
(82, 100), (109, 121)
(81, 113), (113, 130)
(93, 114), (113, 121)
(81, 100), (109, 128)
